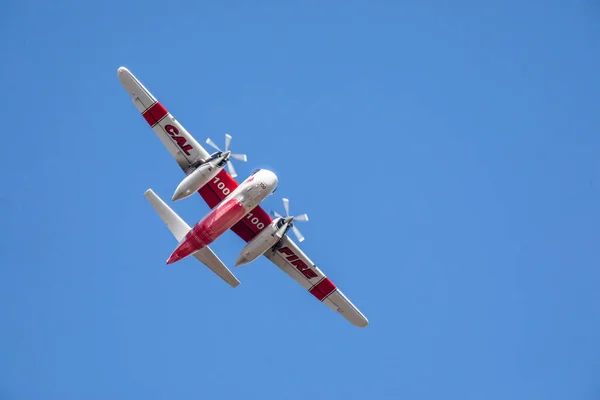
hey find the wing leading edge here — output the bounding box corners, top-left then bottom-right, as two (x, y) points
(118, 66), (368, 327)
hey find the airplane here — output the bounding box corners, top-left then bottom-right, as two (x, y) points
(117, 66), (368, 328)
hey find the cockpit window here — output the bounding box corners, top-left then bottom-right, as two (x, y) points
(251, 168), (262, 175)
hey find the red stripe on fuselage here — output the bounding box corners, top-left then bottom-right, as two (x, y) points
(309, 278), (336, 301)
(198, 169), (273, 243)
(194, 198), (247, 244)
(166, 198), (247, 264)
(143, 102), (168, 127)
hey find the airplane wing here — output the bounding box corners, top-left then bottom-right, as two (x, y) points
(144, 189), (240, 288)
(117, 67), (210, 170)
(118, 67), (368, 327)
(263, 238), (369, 327)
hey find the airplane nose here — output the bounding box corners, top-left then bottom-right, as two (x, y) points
(266, 170), (278, 190)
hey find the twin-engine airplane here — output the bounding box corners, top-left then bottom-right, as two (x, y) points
(117, 66), (368, 327)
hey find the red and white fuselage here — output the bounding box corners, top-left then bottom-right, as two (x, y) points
(166, 169), (278, 264)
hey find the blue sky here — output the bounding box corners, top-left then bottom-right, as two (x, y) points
(1, 0), (599, 398)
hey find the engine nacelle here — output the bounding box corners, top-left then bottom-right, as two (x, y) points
(171, 162), (221, 201)
(235, 218), (287, 266)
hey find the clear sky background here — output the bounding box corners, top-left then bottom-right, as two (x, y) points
(1, 0), (599, 399)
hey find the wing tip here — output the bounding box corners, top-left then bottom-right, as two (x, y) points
(355, 316), (369, 328)
(330, 289), (369, 328)
(345, 312), (369, 328)
(117, 66), (131, 77)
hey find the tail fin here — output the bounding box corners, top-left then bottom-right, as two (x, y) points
(144, 189), (240, 288)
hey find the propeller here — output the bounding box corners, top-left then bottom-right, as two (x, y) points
(205, 133), (248, 178)
(272, 198), (309, 242)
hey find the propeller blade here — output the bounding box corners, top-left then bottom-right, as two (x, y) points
(224, 133), (232, 152)
(293, 214), (309, 222)
(291, 225), (305, 242)
(282, 198), (290, 217)
(227, 160), (237, 178)
(272, 210), (283, 218)
(206, 138), (221, 152)
(230, 153), (247, 162)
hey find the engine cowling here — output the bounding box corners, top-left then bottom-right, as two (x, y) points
(171, 162), (220, 201)
(235, 218), (287, 266)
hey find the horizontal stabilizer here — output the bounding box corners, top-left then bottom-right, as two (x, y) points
(144, 189), (240, 288)
(144, 189), (190, 241)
